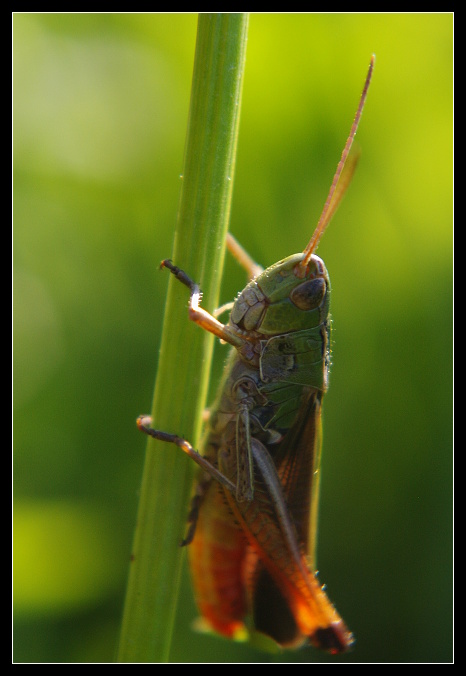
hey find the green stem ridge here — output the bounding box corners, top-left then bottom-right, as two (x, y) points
(117, 13), (249, 663)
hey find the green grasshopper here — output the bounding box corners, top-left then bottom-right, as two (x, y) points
(138, 55), (374, 652)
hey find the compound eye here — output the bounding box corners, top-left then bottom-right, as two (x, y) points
(290, 278), (326, 310)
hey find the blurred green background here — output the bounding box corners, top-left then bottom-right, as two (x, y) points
(13, 13), (452, 663)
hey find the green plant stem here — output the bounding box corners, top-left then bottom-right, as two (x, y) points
(117, 13), (249, 663)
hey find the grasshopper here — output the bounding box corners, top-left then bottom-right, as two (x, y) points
(138, 56), (374, 652)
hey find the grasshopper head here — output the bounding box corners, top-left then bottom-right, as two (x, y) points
(230, 252), (330, 336)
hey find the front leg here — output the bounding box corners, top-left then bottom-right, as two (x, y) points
(226, 233), (263, 281)
(161, 260), (244, 348)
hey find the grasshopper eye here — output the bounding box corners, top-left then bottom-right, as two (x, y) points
(290, 278), (326, 310)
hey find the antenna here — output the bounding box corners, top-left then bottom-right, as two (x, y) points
(299, 54), (375, 270)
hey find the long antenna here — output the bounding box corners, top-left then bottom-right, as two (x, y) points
(299, 54), (375, 270)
